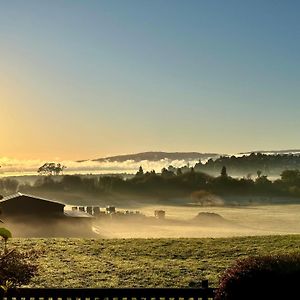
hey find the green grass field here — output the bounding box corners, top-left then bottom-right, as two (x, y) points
(10, 235), (300, 288)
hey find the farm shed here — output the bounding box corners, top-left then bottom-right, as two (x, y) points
(0, 193), (95, 237)
(0, 193), (65, 219)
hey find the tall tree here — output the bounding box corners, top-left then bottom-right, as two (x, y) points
(37, 163), (66, 175)
(135, 166), (144, 177)
(221, 166), (228, 177)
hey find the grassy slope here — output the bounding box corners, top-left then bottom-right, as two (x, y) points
(11, 235), (300, 288)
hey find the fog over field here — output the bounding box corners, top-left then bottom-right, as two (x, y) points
(91, 204), (300, 238)
(2, 152), (300, 238)
(5, 200), (300, 238)
(2, 0), (300, 291)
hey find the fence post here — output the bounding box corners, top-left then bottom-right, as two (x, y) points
(202, 280), (209, 300)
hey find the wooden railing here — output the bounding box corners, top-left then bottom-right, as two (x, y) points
(1, 282), (216, 300)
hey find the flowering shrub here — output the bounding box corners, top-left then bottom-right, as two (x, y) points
(215, 254), (300, 300)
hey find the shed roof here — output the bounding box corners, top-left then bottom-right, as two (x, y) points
(0, 193), (65, 207)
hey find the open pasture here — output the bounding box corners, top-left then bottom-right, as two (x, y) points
(11, 235), (300, 288)
(96, 204), (300, 238)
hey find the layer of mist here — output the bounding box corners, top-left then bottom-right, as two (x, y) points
(5, 204), (300, 238)
(0, 157), (201, 177)
(92, 204), (300, 238)
(4, 218), (97, 238)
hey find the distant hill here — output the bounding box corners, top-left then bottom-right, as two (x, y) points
(194, 152), (300, 177)
(79, 150), (300, 164)
(240, 149), (300, 155)
(90, 151), (220, 163)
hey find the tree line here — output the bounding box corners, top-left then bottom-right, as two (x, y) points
(0, 165), (298, 204)
(193, 152), (300, 177)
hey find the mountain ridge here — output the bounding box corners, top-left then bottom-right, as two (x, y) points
(240, 149), (300, 155)
(77, 149), (300, 163)
(90, 151), (220, 163)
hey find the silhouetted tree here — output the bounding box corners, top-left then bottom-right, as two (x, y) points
(54, 163), (66, 175)
(221, 166), (228, 177)
(37, 163), (66, 175)
(176, 168), (183, 176)
(0, 178), (19, 193)
(167, 165), (177, 173)
(161, 168), (175, 177)
(280, 170), (300, 185)
(135, 166), (144, 177)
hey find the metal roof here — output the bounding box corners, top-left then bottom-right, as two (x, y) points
(0, 192), (65, 206)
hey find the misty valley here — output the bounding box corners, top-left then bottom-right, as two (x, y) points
(2, 155), (300, 294)
(2, 1), (300, 296)
(1, 153), (300, 238)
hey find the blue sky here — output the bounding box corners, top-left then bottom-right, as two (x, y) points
(0, 1), (299, 159)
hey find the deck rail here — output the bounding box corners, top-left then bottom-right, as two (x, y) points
(1, 283), (216, 300)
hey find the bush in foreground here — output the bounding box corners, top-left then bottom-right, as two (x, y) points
(0, 249), (38, 288)
(215, 253), (300, 300)
(0, 228), (38, 289)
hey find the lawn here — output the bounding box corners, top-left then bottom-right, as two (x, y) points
(10, 235), (300, 288)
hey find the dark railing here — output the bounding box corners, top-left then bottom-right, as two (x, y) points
(1, 282), (216, 300)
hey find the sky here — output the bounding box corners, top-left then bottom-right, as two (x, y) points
(1, 0), (300, 160)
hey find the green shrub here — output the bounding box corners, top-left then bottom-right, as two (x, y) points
(0, 249), (38, 288)
(215, 253), (300, 300)
(0, 228), (38, 289)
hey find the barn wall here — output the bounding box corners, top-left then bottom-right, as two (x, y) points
(0, 195), (65, 218)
